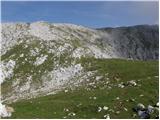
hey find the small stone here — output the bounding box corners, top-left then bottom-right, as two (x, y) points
(64, 90), (68, 93)
(103, 106), (109, 111)
(156, 102), (159, 107)
(98, 107), (102, 112)
(154, 76), (159, 78)
(128, 80), (137, 86)
(130, 98), (135, 102)
(19, 54), (24, 57)
(138, 110), (150, 119)
(124, 107), (128, 111)
(116, 111), (120, 114)
(116, 97), (120, 100)
(68, 112), (76, 116)
(63, 116), (67, 118)
(104, 114), (110, 119)
(108, 109), (114, 112)
(147, 105), (154, 114)
(93, 97), (97, 100)
(139, 94), (144, 97)
(137, 103), (145, 110)
(108, 86), (112, 89)
(118, 84), (125, 88)
(64, 108), (69, 112)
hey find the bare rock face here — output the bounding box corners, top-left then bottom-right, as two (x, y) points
(1, 22), (159, 103)
(98, 25), (159, 60)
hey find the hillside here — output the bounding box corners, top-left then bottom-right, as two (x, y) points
(1, 22), (159, 118)
(6, 59), (159, 119)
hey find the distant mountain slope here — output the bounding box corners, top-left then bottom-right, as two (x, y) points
(2, 22), (159, 60)
(1, 22), (159, 103)
(97, 25), (159, 60)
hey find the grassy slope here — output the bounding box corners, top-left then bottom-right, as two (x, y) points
(7, 58), (159, 119)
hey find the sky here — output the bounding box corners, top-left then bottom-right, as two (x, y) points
(1, 1), (159, 28)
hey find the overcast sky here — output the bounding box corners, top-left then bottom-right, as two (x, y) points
(1, 1), (159, 28)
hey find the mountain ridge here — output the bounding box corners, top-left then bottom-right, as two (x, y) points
(1, 22), (159, 103)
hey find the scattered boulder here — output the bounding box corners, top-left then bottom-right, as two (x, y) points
(64, 90), (68, 93)
(156, 102), (159, 107)
(139, 94), (144, 97)
(128, 80), (137, 86)
(93, 97), (97, 100)
(133, 103), (159, 119)
(138, 110), (150, 119)
(137, 103), (145, 110)
(116, 97), (120, 100)
(0, 103), (14, 118)
(103, 106), (109, 111)
(104, 114), (110, 119)
(124, 107), (128, 111)
(97, 107), (102, 112)
(118, 83), (125, 88)
(147, 105), (154, 114)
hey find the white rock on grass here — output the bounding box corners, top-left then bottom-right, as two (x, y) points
(64, 108), (69, 112)
(124, 107), (128, 111)
(64, 90), (68, 93)
(98, 107), (102, 112)
(116, 97), (120, 100)
(1, 60), (16, 83)
(93, 97), (97, 100)
(103, 106), (109, 111)
(72, 48), (86, 58)
(30, 48), (39, 56)
(139, 94), (144, 97)
(128, 80), (137, 86)
(147, 105), (154, 113)
(118, 84), (125, 88)
(156, 102), (159, 107)
(104, 114), (110, 119)
(0, 103), (14, 118)
(68, 112), (76, 116)
(34, 55), (48, 66)
(19, 53), (24, 57)
(137, 103), (145, 110)
(116, 111), (120, 114)
(154, 76), (159, 78)
(95, 76), (103, 81)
